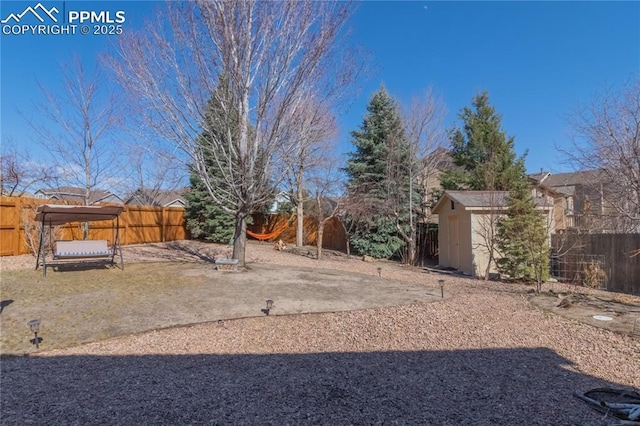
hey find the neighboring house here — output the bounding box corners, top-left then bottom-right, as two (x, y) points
(528, 175), (566, 233)
(1, 189), (35, 198)
(125, 188), (187, 208)
(432, 190), (553, 277)
(528, 170), (624, 232)
(34, 187), (123, 205)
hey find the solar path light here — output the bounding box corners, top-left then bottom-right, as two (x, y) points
(438, 279), (445, 298)
(27, 319), (41, 349)
(262, 300), (274, 316)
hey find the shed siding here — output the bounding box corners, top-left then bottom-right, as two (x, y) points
(437, 199), (473, 274)
(470, 212), (504, 278)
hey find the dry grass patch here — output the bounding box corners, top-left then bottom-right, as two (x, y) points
(0, 262), (216, 355)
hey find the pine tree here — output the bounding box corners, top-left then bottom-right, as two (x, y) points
(441, 92), (526, 191)
(344, 86), (414, 259)
(440, 92), (550, 282)
(496, 179), (550, 291)
(184, 161), (235, 244)
(184, 78), (239, 244)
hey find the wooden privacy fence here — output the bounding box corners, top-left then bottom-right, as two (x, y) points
(551, 232), (640, 295)
(0, 196), (188, 256)
(248, 214), (347, 251)
(415, 223), (438, 265)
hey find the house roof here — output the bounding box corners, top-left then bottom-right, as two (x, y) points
(432, 190), (552, 214)
(528, 172), (551, 184)
(36, 187), (122, 204)
(427, 147), (454, 168)
(542, 170), (605, 188)
(125, 188), (187, 207)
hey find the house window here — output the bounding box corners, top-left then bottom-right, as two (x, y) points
(565, 196), (574, 213)
(451, 200), (455, 210)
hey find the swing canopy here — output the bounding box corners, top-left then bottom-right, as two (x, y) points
(35, 205), (124, 225)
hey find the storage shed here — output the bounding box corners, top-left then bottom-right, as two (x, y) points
(432, 191), (553, 277)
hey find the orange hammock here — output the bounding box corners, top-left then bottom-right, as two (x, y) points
(246, 222), (290, 241)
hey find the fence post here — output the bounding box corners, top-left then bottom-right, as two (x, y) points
(161, 207), (166, 243)
(122, 206), (128, 246)
(14, 197), (21, 256)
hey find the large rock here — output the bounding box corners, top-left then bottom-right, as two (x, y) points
(362, 255), (374, 263)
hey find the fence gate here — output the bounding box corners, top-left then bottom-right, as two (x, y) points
(415, 224), (438, 266)
(550, 253), (610, 290)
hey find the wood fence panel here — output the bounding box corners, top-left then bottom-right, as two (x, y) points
(122, 206), (162, 245)
(322, 217), (347, 252)
(163, 207), (189, 241)
(0, 196), (189, 256)
(590, 233), (639, 295)
(0, 197), (19, 256)
(248, 214), (347, 251)
(552, 232), (640, 295)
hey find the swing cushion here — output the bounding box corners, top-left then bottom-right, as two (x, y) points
(55, 240), (111, 259)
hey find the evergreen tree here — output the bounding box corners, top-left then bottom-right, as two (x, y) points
(496, 179), (550, 290)
(441, 92), (550, 282)
(184, 79), (239, 243)
(441, 92), (526, 191)
(184, 160), (235, 244)
(344, 86), (414, 258)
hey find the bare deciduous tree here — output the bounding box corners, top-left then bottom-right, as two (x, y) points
(28, 57), (119, 239)
(110, 1), (361, 266)
(564, 77), (640, 232)
(0, 144), (57, 196)
(117, 142), (187, 206)
(284, 97), (338, 247)
(399, 88), (447, 265)
(30, 56), (118, 211)
(472, 191), (503, 281)
(305, 158), (343, 260)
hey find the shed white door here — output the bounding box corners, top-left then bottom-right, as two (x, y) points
(448, 216), (460, 270)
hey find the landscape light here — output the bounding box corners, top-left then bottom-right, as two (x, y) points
(266, 300), (273, 310)
(438, 279), (445, 298)
(27, 319), (41, 349)
(377, 267), (382, 277)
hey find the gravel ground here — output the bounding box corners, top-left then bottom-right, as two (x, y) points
(1, 241), (639, 425)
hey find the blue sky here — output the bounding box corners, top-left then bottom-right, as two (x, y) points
(1, 0), (639, 191)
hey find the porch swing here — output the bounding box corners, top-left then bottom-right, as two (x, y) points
(34, 205), (125, 277)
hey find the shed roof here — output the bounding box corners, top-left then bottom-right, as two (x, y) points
(432, 191), (552, 214)
(35, 205), (124, 226)
(446, 191), (510, 208)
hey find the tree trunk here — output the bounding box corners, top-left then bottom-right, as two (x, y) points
(407, 227), (416, 266)
(296, 201), (304, 247)
(317, 220), (324, 260)
(484, 254), (494, 281)
(296, 165), (304, 247)
(396, 219), (416, 266)
(232, 212), (247, 267)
